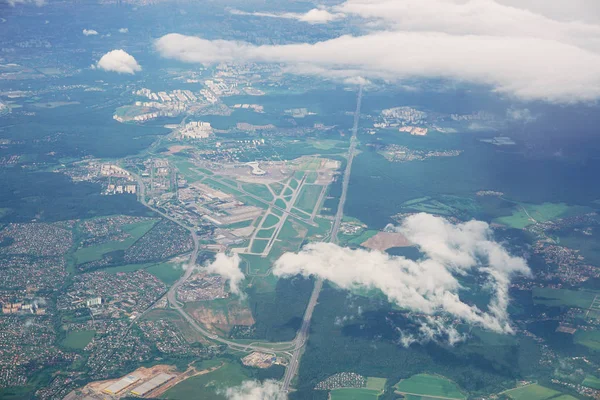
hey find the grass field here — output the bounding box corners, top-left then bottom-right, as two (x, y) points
(269, 182), (284, 195)
(242, 183), (274, 202)
(61, 330), (95, 350)
(161, 362), (250, 400)
(395, 374), (466, 400)
(366, 377), (387, 391)
(284, 187), (293, 196)
(575, 330), (600, 351)
(146, 262), (184, 285)
(583, 375), (600, 389)
(495, 202), (591, 229)
(532, 287), (598, 309)
(330, 388), (381, 400)
(173, 159), (205, 182)
(74, 219), (157, 264)
(256, 227), (276, 239)
(275, 198), (287, 209)
(204, 178), (244, 197)
(503, 384), (560, 400)
(262, 214), (280, 229)
(289, 179), (299, 189)
(306, 171), (318, 184)
(250, 239), (269, 254)
(294, 184), (323, 214)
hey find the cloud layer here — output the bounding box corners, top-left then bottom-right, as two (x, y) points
(5, 0), (45, 6)
(205, 253), (245, 297)
(156, 0), (600, 103)
(223, 380), (285, 400)
(273, 213), (529, 337)
(229, 8), (343, 24)
(96, 49), (141, 74)
(83, 29), (99, 36)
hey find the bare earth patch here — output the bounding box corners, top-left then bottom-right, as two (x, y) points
(362, 231), (412, 251)
(164, 145), (192, 155)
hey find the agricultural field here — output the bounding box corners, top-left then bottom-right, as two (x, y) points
(582, 375), (600, 389)
(532, 287), (599, 310)
(330, 387), (381, 400)
(294, 184), (324, 214)
(503, 383), (560, 400)
(365, 377), (386, 391)
(61, 329), (95, 350)
(394, 374), (466, 400)
(575, 330), (600, 351)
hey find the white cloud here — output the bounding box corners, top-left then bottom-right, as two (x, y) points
(507, 107), (537, 123)
(205, 253), (245, 298)
(5, 0), (45, 6)
(96, 49), (142, 74)
(229, 8), (343, 24)
(155, 30), (600, 103)
(83, 29), (99, 36)
(119, 28), (129, 33)
(223, 380), (286, 400)
(273, 213), (529, 338)
(157, 0), (600, 103)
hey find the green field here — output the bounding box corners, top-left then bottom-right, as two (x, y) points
(275, 198), (287, 209)
(250, 239), (269, 254)
(366, 377), (387, 391)
(173, 159), (205, 182)
(575, 330), (600, 351)
(262, 214), (280, 228)
(306, 171), (318, 183)
(294, 184), (323, 214)
(61, 330), (95, 350)
(583, 375), (600, 389)
(162, 362), (250, 400)
(256, 227), (276, 239)
(204, 178), (244, 197)
(269, 182), (284, 195)
(146, 262), (184, 285)
(74, 219), (158, 264)
(495, 202), (590, 229)
(330, 388), (381, 400)
(532, 287), (598, 309)
(242, 183), (274, 202)
(395, 374), (466, 400)
(503, 384), (560, 400)
(284, 187), (293, 196)
(289, 179), (299, 189)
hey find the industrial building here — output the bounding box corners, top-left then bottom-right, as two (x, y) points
(102, 375), (140, 394)
(130, 373), (175, 396)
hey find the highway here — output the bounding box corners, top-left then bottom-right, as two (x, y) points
(281, 85), (363, 392)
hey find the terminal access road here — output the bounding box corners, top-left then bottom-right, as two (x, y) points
(281, 85), (363, 393)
